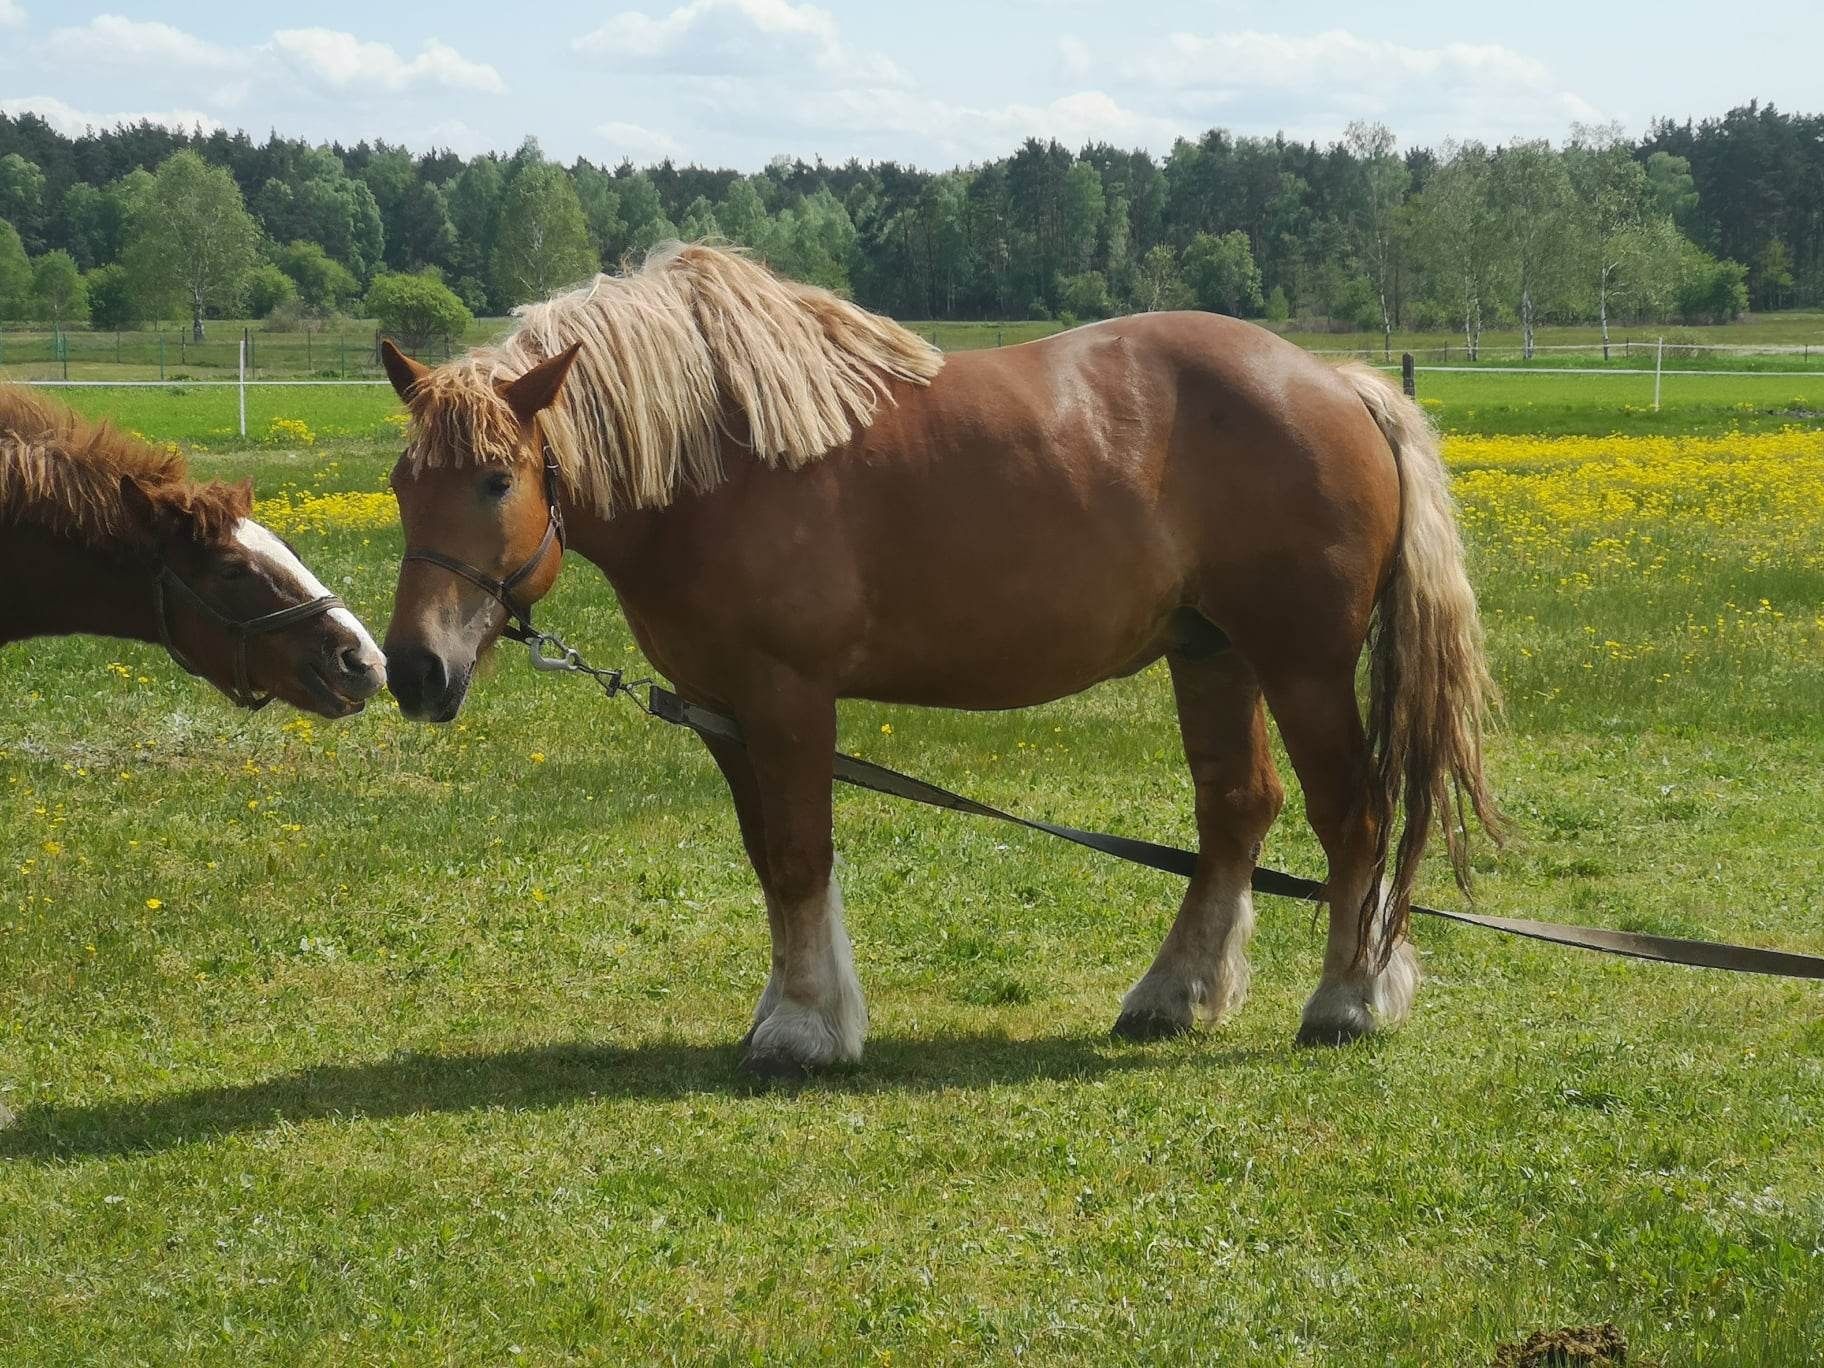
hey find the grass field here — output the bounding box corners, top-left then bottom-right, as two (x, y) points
(33, 362), (1824, 449)
(2, 383), (1822, 1362)
(5, 309), (1824, 384)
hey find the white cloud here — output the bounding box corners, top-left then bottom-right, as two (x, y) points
(693, 82), (1188, 162)
(0, 1), (26, 29)
(270, 30), (507, 95)
(0, 95), (223, 137)
(1130, 28), (1604, 137)
(42, 14), (242, 71)
(576, 0), (907, 87)
(597, 120), (684, 162)
(1057, 35), (1092, 80)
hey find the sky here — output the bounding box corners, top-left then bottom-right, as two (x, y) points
(1, 1), (1819, 170)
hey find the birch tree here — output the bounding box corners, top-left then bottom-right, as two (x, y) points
(1566, 122), (1649, 358)
(1412, 141), (1497, 358)
(488, 163), (599, 307)
(1489, 141), (1578, 359)
(123, 151), (259, 341)
(1343, 121), (1408, 359)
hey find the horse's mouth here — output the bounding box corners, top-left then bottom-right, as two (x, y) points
(302, 664), (373, 719)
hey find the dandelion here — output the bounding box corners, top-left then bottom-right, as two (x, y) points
(145, 898), (163, 910)
(530, 751), (546, 764)
(880, 723), (893, 735)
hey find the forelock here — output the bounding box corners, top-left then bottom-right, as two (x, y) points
(400, 355), (528, 472)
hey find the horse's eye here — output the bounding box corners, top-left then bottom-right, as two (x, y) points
(217, 561), (250, 582)
(483, 472), (513, 499)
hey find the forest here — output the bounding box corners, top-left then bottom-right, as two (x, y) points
(0, 100), (1818, 355)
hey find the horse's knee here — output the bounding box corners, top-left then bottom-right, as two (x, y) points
(1196, 769), (1284, 853)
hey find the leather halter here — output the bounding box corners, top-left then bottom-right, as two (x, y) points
(399, 452), (567, 644)
(154, 564), (344, 711)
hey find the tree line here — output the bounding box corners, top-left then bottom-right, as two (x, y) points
(0, 100), (1818, 351)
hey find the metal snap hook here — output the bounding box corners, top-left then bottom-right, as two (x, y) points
(527, 633), (583, 672)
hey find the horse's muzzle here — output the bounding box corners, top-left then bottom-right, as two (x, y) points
(386, 644), (469, 723)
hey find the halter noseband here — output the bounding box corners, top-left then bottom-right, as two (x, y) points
(154, 565), (344, 711)
(399, 452), (567, 645)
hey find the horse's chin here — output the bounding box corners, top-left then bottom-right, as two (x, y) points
(289, 663), (379, 719)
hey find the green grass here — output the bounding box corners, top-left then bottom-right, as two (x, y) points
(9, 310), (1824, 383)
(3, 417), (1823, 1362)
(1416, 369), (1824, 435)
(33, 358), (1824, 449)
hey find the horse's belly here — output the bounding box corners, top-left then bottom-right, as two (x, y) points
(842, 546), (1182, 709)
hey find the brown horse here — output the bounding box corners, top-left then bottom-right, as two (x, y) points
(1, 386), (386, 715)
(381, 244), (1498, 1074)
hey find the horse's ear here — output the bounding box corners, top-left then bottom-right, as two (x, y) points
(501, 342), (583, 422)
(380, 338), (431, 403)
(118, 474), (157, 529)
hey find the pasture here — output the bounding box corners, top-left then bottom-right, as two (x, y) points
(2, 383), (1822, 1363)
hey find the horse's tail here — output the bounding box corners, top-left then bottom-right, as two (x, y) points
(1339, 362), (1502, 965)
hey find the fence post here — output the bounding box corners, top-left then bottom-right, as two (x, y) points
(116, 330), (121, 365)
(238, 337), (247, 438)
(339, 336), (346, 379)
(1401, 353), (1416, 398)
(1653, 336), (1663, 413)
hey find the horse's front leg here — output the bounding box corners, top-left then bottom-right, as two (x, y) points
(694, 727), (787, 1047)
(734, 686), (865, 1077)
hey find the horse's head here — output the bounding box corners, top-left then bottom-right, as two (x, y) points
(119, 474), (386, 718)
(380, 339), (582, 723)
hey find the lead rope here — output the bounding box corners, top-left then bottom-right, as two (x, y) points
(513, 628), (1824, 983)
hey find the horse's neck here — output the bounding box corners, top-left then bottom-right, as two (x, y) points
(561, 499), (667, 587)
(0, 526), (160, 648)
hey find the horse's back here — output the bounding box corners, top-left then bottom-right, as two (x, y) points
(806, 312), (1400, 704)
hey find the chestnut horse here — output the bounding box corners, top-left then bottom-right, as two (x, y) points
(1, 386), (386, 716)
(381, 244), (1497, 1074)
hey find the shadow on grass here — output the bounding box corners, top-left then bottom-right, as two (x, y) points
(1, 1030), (1283, 1163)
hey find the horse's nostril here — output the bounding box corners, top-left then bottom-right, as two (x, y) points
(387, 646), (446, 705)
(338, 644), (371, 677)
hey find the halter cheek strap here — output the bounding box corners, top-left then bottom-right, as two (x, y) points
(154, 566), (345, 711)
(400, 452), (567, 643)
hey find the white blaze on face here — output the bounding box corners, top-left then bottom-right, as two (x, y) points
(233, 519), (385, 674)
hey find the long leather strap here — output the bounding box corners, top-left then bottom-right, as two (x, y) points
(646, 685), (1824, 981)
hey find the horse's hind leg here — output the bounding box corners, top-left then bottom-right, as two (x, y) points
(1114, 649), (1283, 1040)
(1263, 665), (1420, 1045)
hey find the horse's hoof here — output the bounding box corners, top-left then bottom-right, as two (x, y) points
(1111, 1009), (1193, 1042)
(1294, 1017), (1371, 1048)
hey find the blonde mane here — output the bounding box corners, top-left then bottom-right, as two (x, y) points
(402, 242), (945, 514)
(0, 385), (246, 548)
